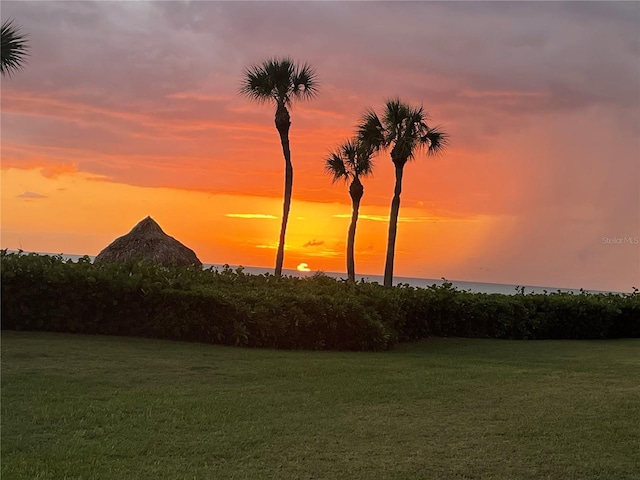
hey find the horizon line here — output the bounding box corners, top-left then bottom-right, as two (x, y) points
(1, 249), (629, 295)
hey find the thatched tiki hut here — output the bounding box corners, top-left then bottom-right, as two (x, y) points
(95, 216), (202, 268)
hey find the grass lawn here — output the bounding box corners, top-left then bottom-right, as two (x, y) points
(2, 332), (639, 479)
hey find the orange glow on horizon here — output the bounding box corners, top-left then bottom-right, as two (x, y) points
(1, 167), (497, 279)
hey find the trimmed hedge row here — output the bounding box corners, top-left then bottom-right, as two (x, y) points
(0, 252), (394, 350)
(397, 283), (638, 341)
(1, 251), (638, 350)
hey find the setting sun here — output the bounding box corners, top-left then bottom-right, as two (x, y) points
(296, 263), (311, 272)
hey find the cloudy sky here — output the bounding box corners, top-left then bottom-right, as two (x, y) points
(1, 1), (639, 291)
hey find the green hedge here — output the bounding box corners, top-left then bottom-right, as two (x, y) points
(1, 251), (638, 350)
(396, 282), (637, 340)
(0, 252), (395, 350)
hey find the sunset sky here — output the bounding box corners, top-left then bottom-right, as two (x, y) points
(1, 1), (639, 292)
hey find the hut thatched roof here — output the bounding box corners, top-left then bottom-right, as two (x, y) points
(94, 216), (202, 268)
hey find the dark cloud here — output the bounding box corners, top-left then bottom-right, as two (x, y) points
(5, 1), (637, 115)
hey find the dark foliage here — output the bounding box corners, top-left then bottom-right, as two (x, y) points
(1, 19), (30, 77)
(1, 252), (638, 350)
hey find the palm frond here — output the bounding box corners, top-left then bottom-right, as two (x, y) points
(422, 126), (450, 156)
(354, 148), (374, 178)
(383, 98), (412, 141)
(325, 137), (375, 185)
(357, 109), (386, 152)
(325, 150), (350, 184)
(340, 139), (359, 169)
(292, 62), (319, 101)
(239, 64), (275, 103)
(371, 99), (450, 163)
(1, 19), (29, 78)
(348, 139), (374, 178)
(396, 106), (425, 160)
(239, 57), (317, 106)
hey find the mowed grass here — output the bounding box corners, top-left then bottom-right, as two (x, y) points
(2, 332), (639, 480)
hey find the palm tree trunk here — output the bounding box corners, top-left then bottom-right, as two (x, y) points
(384, 164), (404, 287)
(274, 103), (292, 277)
(347, 178), (364, 283)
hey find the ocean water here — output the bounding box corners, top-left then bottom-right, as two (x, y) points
(11, 251), (619, 295)
(206, 264), (600, 295)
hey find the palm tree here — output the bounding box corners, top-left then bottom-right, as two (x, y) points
(1, 19), (29, 77)
(358, 98), (448, 287)
(325, 139), (374, 283)
(240, 57), (318, 276)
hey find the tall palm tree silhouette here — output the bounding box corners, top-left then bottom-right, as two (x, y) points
(358, 99), (448, 287)
(325, 139), (374, 282)
(240, 58), (318, 276)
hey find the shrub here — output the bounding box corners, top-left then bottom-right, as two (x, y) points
(0, 251), (393, 350)
(1, 251), (637, 349)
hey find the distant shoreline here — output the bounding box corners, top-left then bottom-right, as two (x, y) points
(211, 264), (621, 296)
(3, 250), (630, 296)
